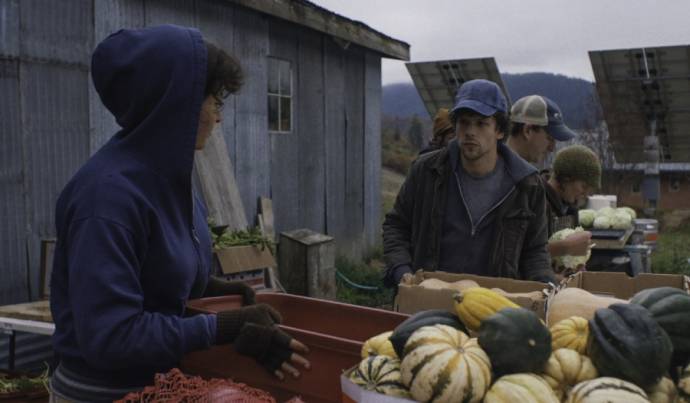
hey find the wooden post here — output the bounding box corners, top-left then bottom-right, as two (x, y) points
(278, 229), (336, 300)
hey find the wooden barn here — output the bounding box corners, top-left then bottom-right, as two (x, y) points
(0, 0), (409, 306)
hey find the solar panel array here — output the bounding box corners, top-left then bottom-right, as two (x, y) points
(405, 58), (509, 119)
(589, 45), (690, 163)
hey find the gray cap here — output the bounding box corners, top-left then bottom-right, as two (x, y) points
(510, 95), (576, 141)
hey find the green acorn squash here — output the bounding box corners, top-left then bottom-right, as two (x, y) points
(587, 303), (673, 388)
(631, 287), (690, 362)
(478, 307), (552, 376)
(389, 309), (466, 358)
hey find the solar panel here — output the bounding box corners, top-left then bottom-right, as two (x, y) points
(589, 45), (690, 164)
(405, 58), (509, 119)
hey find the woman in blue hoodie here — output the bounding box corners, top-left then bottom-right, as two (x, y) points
(49, 25), (309, 402)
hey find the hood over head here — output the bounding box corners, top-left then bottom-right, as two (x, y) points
(91, 24), (207, 183)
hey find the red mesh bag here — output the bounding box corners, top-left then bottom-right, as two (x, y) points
(115, 368), (276, 403)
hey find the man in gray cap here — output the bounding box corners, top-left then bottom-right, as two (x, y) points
(382, 79), (554, 288)
(506, 95), (577, 165)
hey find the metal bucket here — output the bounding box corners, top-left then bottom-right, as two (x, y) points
(631, 218), (659, 250)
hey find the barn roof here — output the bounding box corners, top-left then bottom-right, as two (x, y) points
(229, 0), (410, 60)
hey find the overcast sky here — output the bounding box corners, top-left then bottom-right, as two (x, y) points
(315, 0), (690, 85)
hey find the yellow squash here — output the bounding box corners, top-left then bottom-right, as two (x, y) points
(645, 377), (677, 403)
(541, 348), (598, 400)
(361, 330), (397, 359)
(453, 287), (519, 331)
(550, 316), (589, 354)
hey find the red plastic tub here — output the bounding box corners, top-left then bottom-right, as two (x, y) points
(181, 293), (408, 403)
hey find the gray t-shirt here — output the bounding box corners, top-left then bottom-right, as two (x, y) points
(456, 156), (514, 225)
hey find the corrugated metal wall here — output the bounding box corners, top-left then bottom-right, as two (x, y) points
(0, 0), (383, 305)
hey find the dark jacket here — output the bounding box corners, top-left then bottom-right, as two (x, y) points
(383, 142), (555, 285)
(50, 25), (215, 390)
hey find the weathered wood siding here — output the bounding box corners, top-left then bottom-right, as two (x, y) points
(0, 0), (383, 304)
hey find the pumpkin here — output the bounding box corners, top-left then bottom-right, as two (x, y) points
(645, 377), (677, 403)
(550, 316), (589, 354)
(453, 287), (519, 331)
(541, 348), (598, 400)
(631, 287), (690, 362)
(587, 303), (673, 388)
(565, 377), (650, 403)
(546, 287), (626, 325)
(478, 307), (551, 376)
(349, 355), (411, 398)
(401, 324), (491, 403)
(361, 331), (397, 359)
(389, 309), (467, 358)
(484, 373), (559, 403)
(679, 363), (690, 402)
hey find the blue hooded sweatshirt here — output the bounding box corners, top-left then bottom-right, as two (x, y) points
(50, 25), (217, 391)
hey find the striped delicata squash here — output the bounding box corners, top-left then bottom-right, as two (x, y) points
(484, 373), (560, 403)
(401, 324), (491, 403)
(349, 355), (410, 398)
(565, 377), (650, 403)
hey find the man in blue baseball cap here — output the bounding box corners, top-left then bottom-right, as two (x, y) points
(506, 95), (577, 165)
(383, 79), (554, 288)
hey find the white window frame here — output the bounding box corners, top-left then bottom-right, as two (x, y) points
(267, 57), (293, 133)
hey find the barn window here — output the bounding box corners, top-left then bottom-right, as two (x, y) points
(669, 175), (681, 192)
(632, 180), (640, 193)
(268, 57), (292, 132)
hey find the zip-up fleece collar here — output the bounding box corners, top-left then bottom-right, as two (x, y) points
(447, 138), (537, 184)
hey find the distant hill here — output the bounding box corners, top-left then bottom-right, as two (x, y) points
(382, 72), (602, 131)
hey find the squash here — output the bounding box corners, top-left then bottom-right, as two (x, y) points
(401, 324), (491, 403)
(349, 355), (411, 398)
(419, 278), (455, 290)
(389, 309), (467, 358)
(631, 287), (690, 362)
(478, 307), (551, 376)
(587, 303), (673, 388)
(644, 377), (677, 403)
(565, 377), (650, 403)
(491, 288), (546, 300)
(546, 287), (626, 325)
(679, 363), (690, 403)
(453, 287), (519, 331)
(419, 278), (480, 292)
(550, 316), (589, 354)
(484, 373), (559, 403)
(541, 348), (598, 400)
(361, 331), (397, 359)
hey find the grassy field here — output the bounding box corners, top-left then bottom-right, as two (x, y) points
(335, 151), (409, 308)
(651, 224), (690, 275)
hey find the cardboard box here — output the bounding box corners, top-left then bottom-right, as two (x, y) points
(559, 271), (690, 299)
(218, 268), (272, 291)
(214, 245), (276, 274)
(214, 245), (277, 291)
(340, 367), (415, 403)
(394, 271), (551, 319)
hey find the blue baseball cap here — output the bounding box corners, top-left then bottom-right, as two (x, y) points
(450, 79), (508, 117)
(510, 95), (576, 141)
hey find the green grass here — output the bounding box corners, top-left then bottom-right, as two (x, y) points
(651, 225), (690, 275)
(335, 250), (394, 309)
(381, 134), (417, 176)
